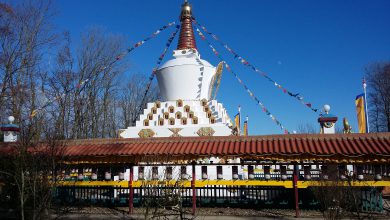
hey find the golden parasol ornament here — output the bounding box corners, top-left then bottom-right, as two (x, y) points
(208, 61), (224, 100)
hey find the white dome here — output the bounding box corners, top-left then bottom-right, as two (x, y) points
(156, 49), (216, 101)
(159, 52), (213, 69)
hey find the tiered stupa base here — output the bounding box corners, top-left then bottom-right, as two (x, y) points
(119, 99), (233, 138)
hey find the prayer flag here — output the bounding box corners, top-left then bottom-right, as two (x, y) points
(355, 93), (367, 133)
(243, 116), (248, 136)
(234, 113), (240, 135)
(30, 110), (38, 118)
(235, 106), (241, 135)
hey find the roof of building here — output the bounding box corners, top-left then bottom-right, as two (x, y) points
(0, 124), (20, 132)
(1, 133), (389, 164)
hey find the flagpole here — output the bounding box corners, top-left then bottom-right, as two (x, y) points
(363, 78), (370, 133)
(238, 105), (241, 135)
(246, 116), (249, 136)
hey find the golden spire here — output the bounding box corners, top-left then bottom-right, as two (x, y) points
(177, 0), (197, 50)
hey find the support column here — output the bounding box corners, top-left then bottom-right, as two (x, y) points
(128, 165), (134, 214)
(192, 161), (196, 215)
(293, 163), (300, 218)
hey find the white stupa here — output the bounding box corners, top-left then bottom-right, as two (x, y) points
(119, 1), (233, 138)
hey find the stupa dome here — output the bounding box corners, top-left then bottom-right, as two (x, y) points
(156, 49), (215, 101)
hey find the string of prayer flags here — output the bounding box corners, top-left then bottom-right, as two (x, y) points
(127, 22), (176, 54)
(28, 21), (176, 120)
(195, 27), (289, 134)
(192, 19), (319, 113)
(134, 25), (180, 122)
(224, 62), (289, 134)
(155, 25), (179, 66)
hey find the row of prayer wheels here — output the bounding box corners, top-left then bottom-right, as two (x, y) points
(59, 164), (387, 181)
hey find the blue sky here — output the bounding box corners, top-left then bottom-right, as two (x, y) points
(51, 0), (390, 135)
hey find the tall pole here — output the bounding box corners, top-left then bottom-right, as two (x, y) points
(244, 116), (249, 136)
(191, 161), (196, 215)
(363, 78), (370, 133)
(293, 163), (300, 218)
(238, 105), (241, 135)
(128, 165), (134, 214)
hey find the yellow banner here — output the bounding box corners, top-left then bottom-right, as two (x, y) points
(234, 113), (240, 134)
(243, 121), (248, 136)
(355, 94), (366, 133)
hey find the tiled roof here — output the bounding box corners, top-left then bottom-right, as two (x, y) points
(1, 133), (390, 163)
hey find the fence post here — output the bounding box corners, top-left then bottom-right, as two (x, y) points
(129, 164), (134, 214)
(192, 161), (196, 215)
(293, 163), (300, 218)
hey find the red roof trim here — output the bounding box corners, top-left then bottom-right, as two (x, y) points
(318, 117), (338, 123)
(1, 133), (389, 162)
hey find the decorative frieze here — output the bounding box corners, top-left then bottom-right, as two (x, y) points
(169, 128), (183, 137)
(138, 129), (155, 138)
(197, 127), (215, 136)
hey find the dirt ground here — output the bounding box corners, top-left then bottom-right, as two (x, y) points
(48, 206), (389, 220)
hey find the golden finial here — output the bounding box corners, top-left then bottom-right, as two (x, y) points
(180, 0), (192, 21)
(343, 117), (353, 133)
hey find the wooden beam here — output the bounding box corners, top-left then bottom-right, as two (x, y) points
(56, 180), (390, 188)
(191, 161), (196, 215)
(128, 165), (133, 214)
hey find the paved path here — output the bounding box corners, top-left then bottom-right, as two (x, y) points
(52, 214), (323, 220)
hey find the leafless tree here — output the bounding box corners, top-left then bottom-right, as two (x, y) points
(311, 171), (377, 220)
(0, 122), (66, 220)
(296, 123), (344, 134)
(365, 62), (390, 132)
(39, 26), (130, 139)
(0, 1), (163, 218)
(0, 0), (57, 128)
(119, 74), (160, 128)
(139, 163), (195, 220)
(296, 123), (318, 134)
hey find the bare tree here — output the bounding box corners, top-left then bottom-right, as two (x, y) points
(45, 27), (132, 139)
(296, 123), (318, 134)
(0, 1), (57, 126)
(311, 169), (377, 220)
(139, 163), (195, 220)
(1, 1), (161, 140)
(0, 123), (66, 220)
(365, 62), (390, 132)
(44, 31), (75, 139)
(119, 74), (160, 128)
(0, 1), (164, 219)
